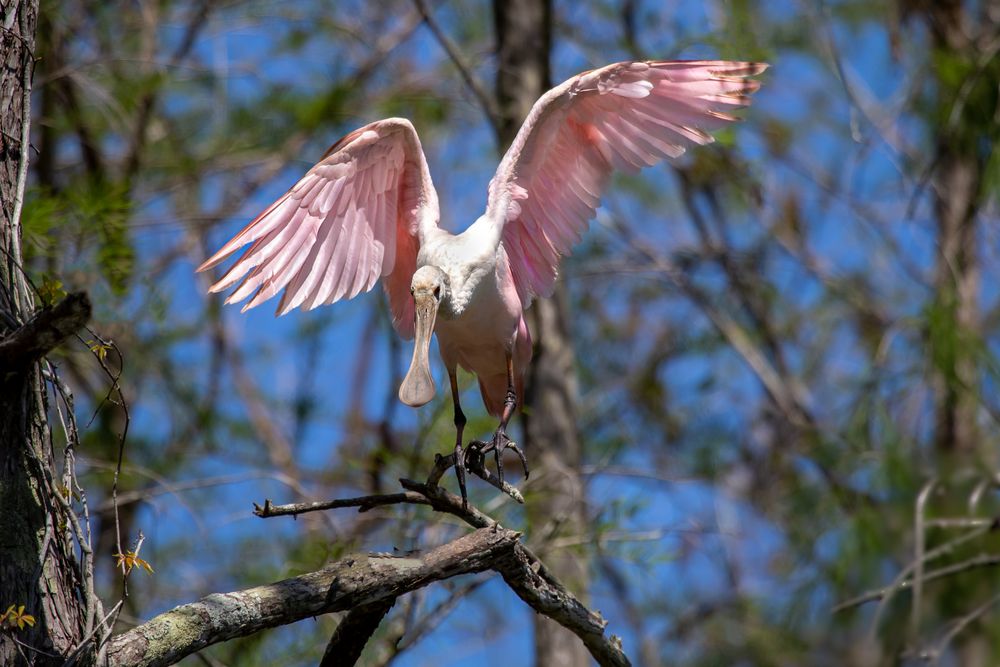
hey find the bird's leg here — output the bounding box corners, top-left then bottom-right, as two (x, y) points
(449, 368), (470, 508)
(485, 352), (529, 485)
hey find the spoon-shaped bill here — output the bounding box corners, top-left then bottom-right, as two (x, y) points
(398, 293), (438, 406)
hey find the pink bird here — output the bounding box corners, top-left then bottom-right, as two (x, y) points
(198, 60), (767, 503)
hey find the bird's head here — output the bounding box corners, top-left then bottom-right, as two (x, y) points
(409, 265), (450, 306)
(399, 266), (449, 408)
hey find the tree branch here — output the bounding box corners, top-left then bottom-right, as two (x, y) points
(0, 291), (91, 369)
(105, 528), (520, 667)
(321, 598), (396, 667)
(398, 480), (631, 666)
(833, 552), (1000, 613)
(256, 477), (632, 666)
(253, 446), (524, 521)
(495, 545), (630, 667)
(411, 0), (501, 129)
(253, 492), (429, 518)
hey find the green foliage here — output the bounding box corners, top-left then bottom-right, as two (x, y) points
(23, 181), (134, 296)
(927, 47), (1000, 158)
(37, 275), (66, 306)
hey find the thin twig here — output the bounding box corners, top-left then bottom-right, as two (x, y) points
(911, 479), (936, 639)
(834, 551), (1000, 613)
(254, 493), (430, 518)
(429, 449), (526, 504)
(255, 476), (631, 666)
(411, 0), (501, 128)
(8, 4), (34, 313)
(922, 592), (1000, 664)
(866, 514), (990, 638)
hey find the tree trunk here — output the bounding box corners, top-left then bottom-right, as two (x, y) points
(1, 1), (91, 663)
(492, 2), (590, 665)
(915, 3), (993, 661)
(923, 0), (987, 455)
(931, 151), (980, 454)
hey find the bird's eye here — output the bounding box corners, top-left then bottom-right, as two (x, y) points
(410, 286), (414, 295)
(433, 285), (441, 299)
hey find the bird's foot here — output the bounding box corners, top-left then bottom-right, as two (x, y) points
(454, 441), (469, 510)
(481, 429), (529, 486)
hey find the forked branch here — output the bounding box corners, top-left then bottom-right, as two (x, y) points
(105, 528), (519, 667)
(256, 472), (630, 667)
(109, 460), (630, 667)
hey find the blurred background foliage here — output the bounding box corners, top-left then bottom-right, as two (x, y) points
(27, 0), (1000, 664)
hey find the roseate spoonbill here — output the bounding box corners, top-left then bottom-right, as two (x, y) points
(198, 60), (767, 504)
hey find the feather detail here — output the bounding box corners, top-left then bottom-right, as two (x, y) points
(485, 59), (767, 303)
(198, 118), (439, 332)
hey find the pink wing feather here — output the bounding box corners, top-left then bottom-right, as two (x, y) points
(486, 60), (768, 303)
(198, 118), (439, 339)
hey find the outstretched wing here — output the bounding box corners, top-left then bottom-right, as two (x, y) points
(198, 118), (439, 339)
(485, 60), (767, 303)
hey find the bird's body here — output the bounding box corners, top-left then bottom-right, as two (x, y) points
(415, 219), (531, 416)
(199, 59), (767, 502)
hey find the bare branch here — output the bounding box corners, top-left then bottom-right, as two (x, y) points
(0, 291), (91, 369)
(321, 598), (396, 667)
(253, 447), (525, 521)
(919, 592), (1000, 663)
(254, 492), (430, 518)
(258, 476), (632, 666)
(495, 544), (630, 667)
(411, 0), (501, 129)
(427, 449), (526, 503)
(833, 552), (1000, 613)
(106, 528), (520, 667)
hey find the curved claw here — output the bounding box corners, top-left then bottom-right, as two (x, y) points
(508, 441), (529, 480)
(483, 430), (530, 485)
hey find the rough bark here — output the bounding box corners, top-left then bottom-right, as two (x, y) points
(492, 2), (591, 664)
(258, 480), (631, 666)
(495, 544), (629, 667)
(320, 598), (396, 667)
(106, 528), (520, 667)
(0, 291), (92, 369)
(1, 1), (92, 664)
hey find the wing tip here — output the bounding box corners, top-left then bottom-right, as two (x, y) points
(648, 59), (770, 78)
(196, 251), (228, 274)
(275, 289), (303, 317)
(239, 287), (268, 314)
(714, 61), (770, 78)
